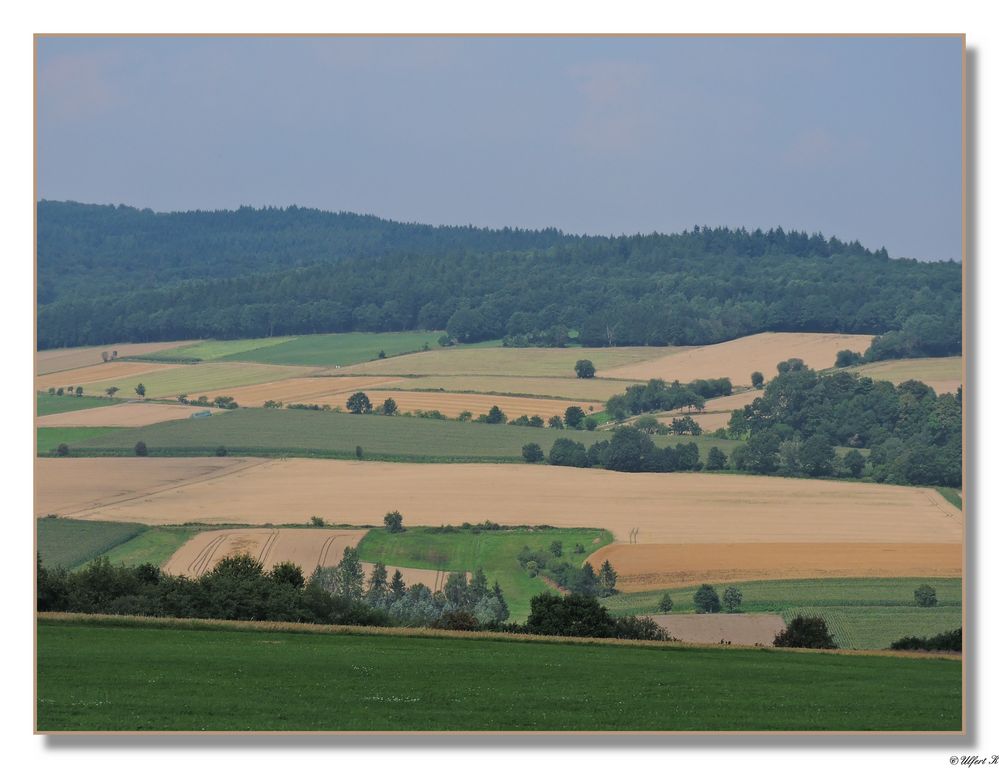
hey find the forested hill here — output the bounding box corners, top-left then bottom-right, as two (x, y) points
(37, 201), (961, 355)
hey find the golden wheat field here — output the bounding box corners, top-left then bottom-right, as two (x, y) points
(603, 332), (876, 386)
(36, 402), (222, 428)
(35, 341), (198, 376)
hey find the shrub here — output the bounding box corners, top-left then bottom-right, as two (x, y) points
(693, 584), (721, 614)
(310, 516), (326, 527)
(134, 441), (148, 457)
(355, 445), (364, 459)
(430, 611), (479, 631)
(773, 615), (837, 649)
(215, 445), (228, 457)
(521, 443), (544, 463)
(548, 540), (563, 557)
(55, 443), (69, 457)
(890, 628), (961, 652)
(583, 416), (598, 431)
(914, 584), (938, 607)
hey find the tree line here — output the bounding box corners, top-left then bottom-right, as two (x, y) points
(38, 201), (960, 359)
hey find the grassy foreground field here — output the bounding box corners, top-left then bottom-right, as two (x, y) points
(58, 408), (740, 461)
(602, 578), (962, 650)
(357, 527), (612, 620)
(36, 518), (148, 570)
(36, 393), (118, 416)
(37, 427), (119, 454)
(36, 616), (961, 731)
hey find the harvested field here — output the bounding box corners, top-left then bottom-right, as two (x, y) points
(385, 375), (640, 400)
(361, 390), (601, 419)
(162, 528), (366, 577)
(647, 614), (787, 647)
(189, 376), (404, 408)
(37, 459), (963, 547)
(36, 402), (222, 428)
(47, 361), (308, 400)
(853, 357), (963, 394)
(603, 332), (875, 386)
(36, 361), (181, 392)
(36, 341), (198, 376)
(340, 346), (683, 378)
(588, 543), (963, 592)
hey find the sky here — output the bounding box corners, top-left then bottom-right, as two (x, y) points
(36, 36), (963, 261)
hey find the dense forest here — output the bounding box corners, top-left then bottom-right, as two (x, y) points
(38, 201), (961, 354)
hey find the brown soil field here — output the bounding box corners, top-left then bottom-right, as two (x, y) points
(587, 543), (963, 592)
(36, 459), (962, 547)
(603, 332), (875, 386)
(361, 390), (602, 419)
(647, 613), (787, 646)
(36, 361), (181, 392)
(35, 341), (198, 376)
(386, 375), (641, 400)
(189, 376), (403, 408)
(853, 357), (963, 395)
(36, 402), (222, 428)
(162, 527), (453, 588)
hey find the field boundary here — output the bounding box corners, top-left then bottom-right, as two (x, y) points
(35, 613), (961, 660)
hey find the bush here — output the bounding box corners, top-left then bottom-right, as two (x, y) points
(134, 441), (149, 457)
(890, 628), (961, 652)
(215, 445), (227, 457)
(583, 416), (598, 431)
(773, 615), (837, 649)
(55, 443), (69, 457)
(693, 584), (721, 613)
(914, 584), (938, 607)
(835, 349), (863, 367)
(355, 445), (364, 459)
(430, 611), (479, 631)
(522, 443), (545, 463)
(658, 593), (673, 613)
(457, 410), (473, 422)
(751, 371), (764, 389)
(548, 540), (563, 557)
(574, 359), (596, 379)
(310, 516), (326, 527)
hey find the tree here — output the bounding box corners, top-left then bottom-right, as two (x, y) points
(346, 391), (372, 414)
(658, 593), (673, 613)
(336, 547), (366, 602)
(751, 371), (764, 389)
(377, 350), (386, 359)
(548, 540), (563, 557)
(706, 446), (728, 470)
(457, 410), (473, 422)
(693, 584), (721, 614)
(55, 388), (63, 396)
(722, 586), (743, 612)
(800, 434), (835, 477)
(575, 359), (596, 379)
(355, 445), (364, 459)
(310, 516), (326, 527)
(271, 562), (305, 588)
(583, 416), (598, 431)
(384, 511), (404, 533)
(134, 441), (148, 457)
(521, 443), (544, 463)
(598, 560), (617, 595)
(382, 397), (398, 416)
(547, 415), (564, 429)
(843, 449), (866, 478)
(135, 383), (146, 398)
(603, 426), (655, 472)
(547, 437), (589, 468)
(564, 406), (586, 429)
(914, 584), (938, 607)
(390, 569), (406, 599)
(55, 443), (69, 457)
(215, 445), (227, 457)
(74, 386), (83, 397)
(835, 349), (863, 367)
(773, 615), (837, 648)
(367, 562), (389, 601)
(484, 405), (507, 424)
(525, 593), (617, 638)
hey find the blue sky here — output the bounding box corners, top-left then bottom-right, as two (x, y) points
(36, 36), (962, 261)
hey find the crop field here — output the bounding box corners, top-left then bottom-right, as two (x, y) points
(162, 528), (368, 577)
(37, 402), (221, 428)
(38, 427), (120, 454)
(217, 331), (445, 367)
(97, 527), (202, 568)
(588, 542), (963, 592)
(340, 345), (681, 378)
(649, 614), (787, 646)
(42, 361), (310, 400)
(384, 374), (641, 400)
(36, 341), (198, 375)
(36, 617), (962, 731)
(853, 356), (963, 394)
(36, 393), (119, 417)
(51, 408), (738, 461)
(36, 361), (182, 393)
(601, 577), (962, 650)
(603, 332), (875, 386)
(357, 527), (613, 620)
(189, 375), (404, 407)
(36, 459), (962, 548)
(36, 517), (148, 569)
(358, 390), (601, 419)
(152, 336), (296, 362)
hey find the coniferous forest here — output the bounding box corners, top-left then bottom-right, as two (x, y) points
(37, 200), (961, 355)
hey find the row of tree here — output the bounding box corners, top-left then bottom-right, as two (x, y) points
(38, 202), (960, 357)
(532, 430), (707, 474)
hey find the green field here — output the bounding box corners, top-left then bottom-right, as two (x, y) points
(36, 617), (962, 731)
(63, 407), (742, 461)
(97, 527), (201, 568)
(37, 518), (148, 570)
(70, 362), (303, 400)
(216, 331), (446, 367)
(36, 392), (119, 416)
(357, 527), (612, 620)
(937, 486), (963, 510)
(341, 345), (680, 378)
(37, 427), (119, 454)
(602, 578), (962, 650)
(154, 336), (296, 361)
